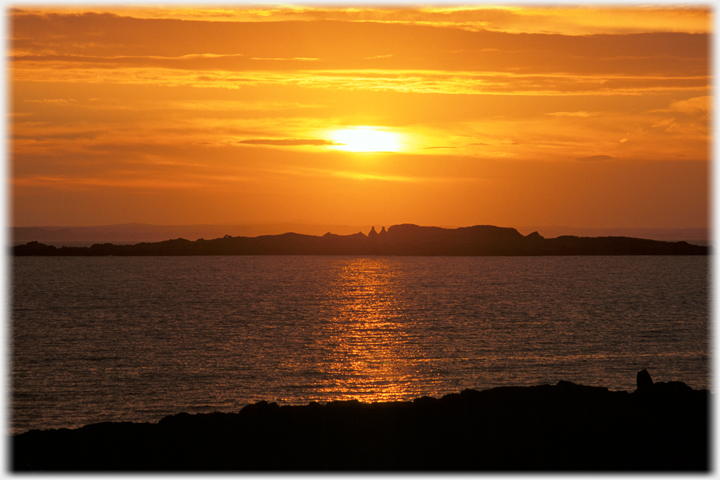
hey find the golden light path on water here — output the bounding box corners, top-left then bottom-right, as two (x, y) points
(316, 258), (417, 403)
(11, 255), (709, 434)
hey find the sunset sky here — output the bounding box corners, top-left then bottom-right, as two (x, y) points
(9, 5), (711, 230)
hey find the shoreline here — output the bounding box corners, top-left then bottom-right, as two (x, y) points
(12, 371), (710, 471)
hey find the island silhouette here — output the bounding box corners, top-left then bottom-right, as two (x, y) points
(13, 224), (709, 256)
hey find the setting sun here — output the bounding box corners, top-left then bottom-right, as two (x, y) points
(330, 127), (402, 153)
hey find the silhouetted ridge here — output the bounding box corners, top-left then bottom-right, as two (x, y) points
(12, 224), (708, 256)
(12, 371), (709, 471)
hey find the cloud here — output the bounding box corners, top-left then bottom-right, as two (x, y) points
(652, 117), (676, 128)
(576, 155), (614, 162)
(10, 11), (709, 100)
(333, 171), (418, 182)
(12, 6), (710, 36)
(668, 96), (709, 114)
(415, 6), (711, 35)
(12, 175), (233, 190)
(546, 111), (594, 117)
(14, 59), (706, 97)
(11, 12), (709, 76)
(249, 57), (319, 61)
(25, 98), (78, 106)
(238, 138), (337, 146)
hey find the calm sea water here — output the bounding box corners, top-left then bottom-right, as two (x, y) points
(12, 255), (709, 435)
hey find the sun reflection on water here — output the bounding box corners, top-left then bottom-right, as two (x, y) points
(12, 256), (709, 433)
(314, 258), (418, 403)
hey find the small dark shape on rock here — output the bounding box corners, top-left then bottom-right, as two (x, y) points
(637, 369), (653, 390)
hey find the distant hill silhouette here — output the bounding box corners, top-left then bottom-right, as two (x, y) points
(11, 223), (710, 247)
(13, 224), (708, 256)
(10, 223), (378, 247)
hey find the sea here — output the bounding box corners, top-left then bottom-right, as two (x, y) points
(11, 255), (710, 435)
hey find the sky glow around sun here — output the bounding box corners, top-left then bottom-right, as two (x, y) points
(8, 5), (710, 229)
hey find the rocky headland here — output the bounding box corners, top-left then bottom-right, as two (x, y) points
(12, 371), (709, 471)
(12, 224), (709, 256)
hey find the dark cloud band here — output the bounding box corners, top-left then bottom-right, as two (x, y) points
(576, 155), (614, 162)
(238, 138), (338, 146)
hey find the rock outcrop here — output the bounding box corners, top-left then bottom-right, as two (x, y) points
(12, 372), (709, 471)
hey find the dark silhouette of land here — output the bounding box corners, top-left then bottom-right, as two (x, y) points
(11, 222), (380, 246)
(12, 371), (708, 471)
(11, 223), (710, 247)
(12, 224), (708, 256)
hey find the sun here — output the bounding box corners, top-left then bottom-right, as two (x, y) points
(330, 127), (402, 153)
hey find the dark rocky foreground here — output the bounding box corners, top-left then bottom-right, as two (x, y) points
(13, 224), (708, 256)
(12, 371), (709, 471)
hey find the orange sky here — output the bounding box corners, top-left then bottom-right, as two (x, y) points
(9, 5), (711, 229)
